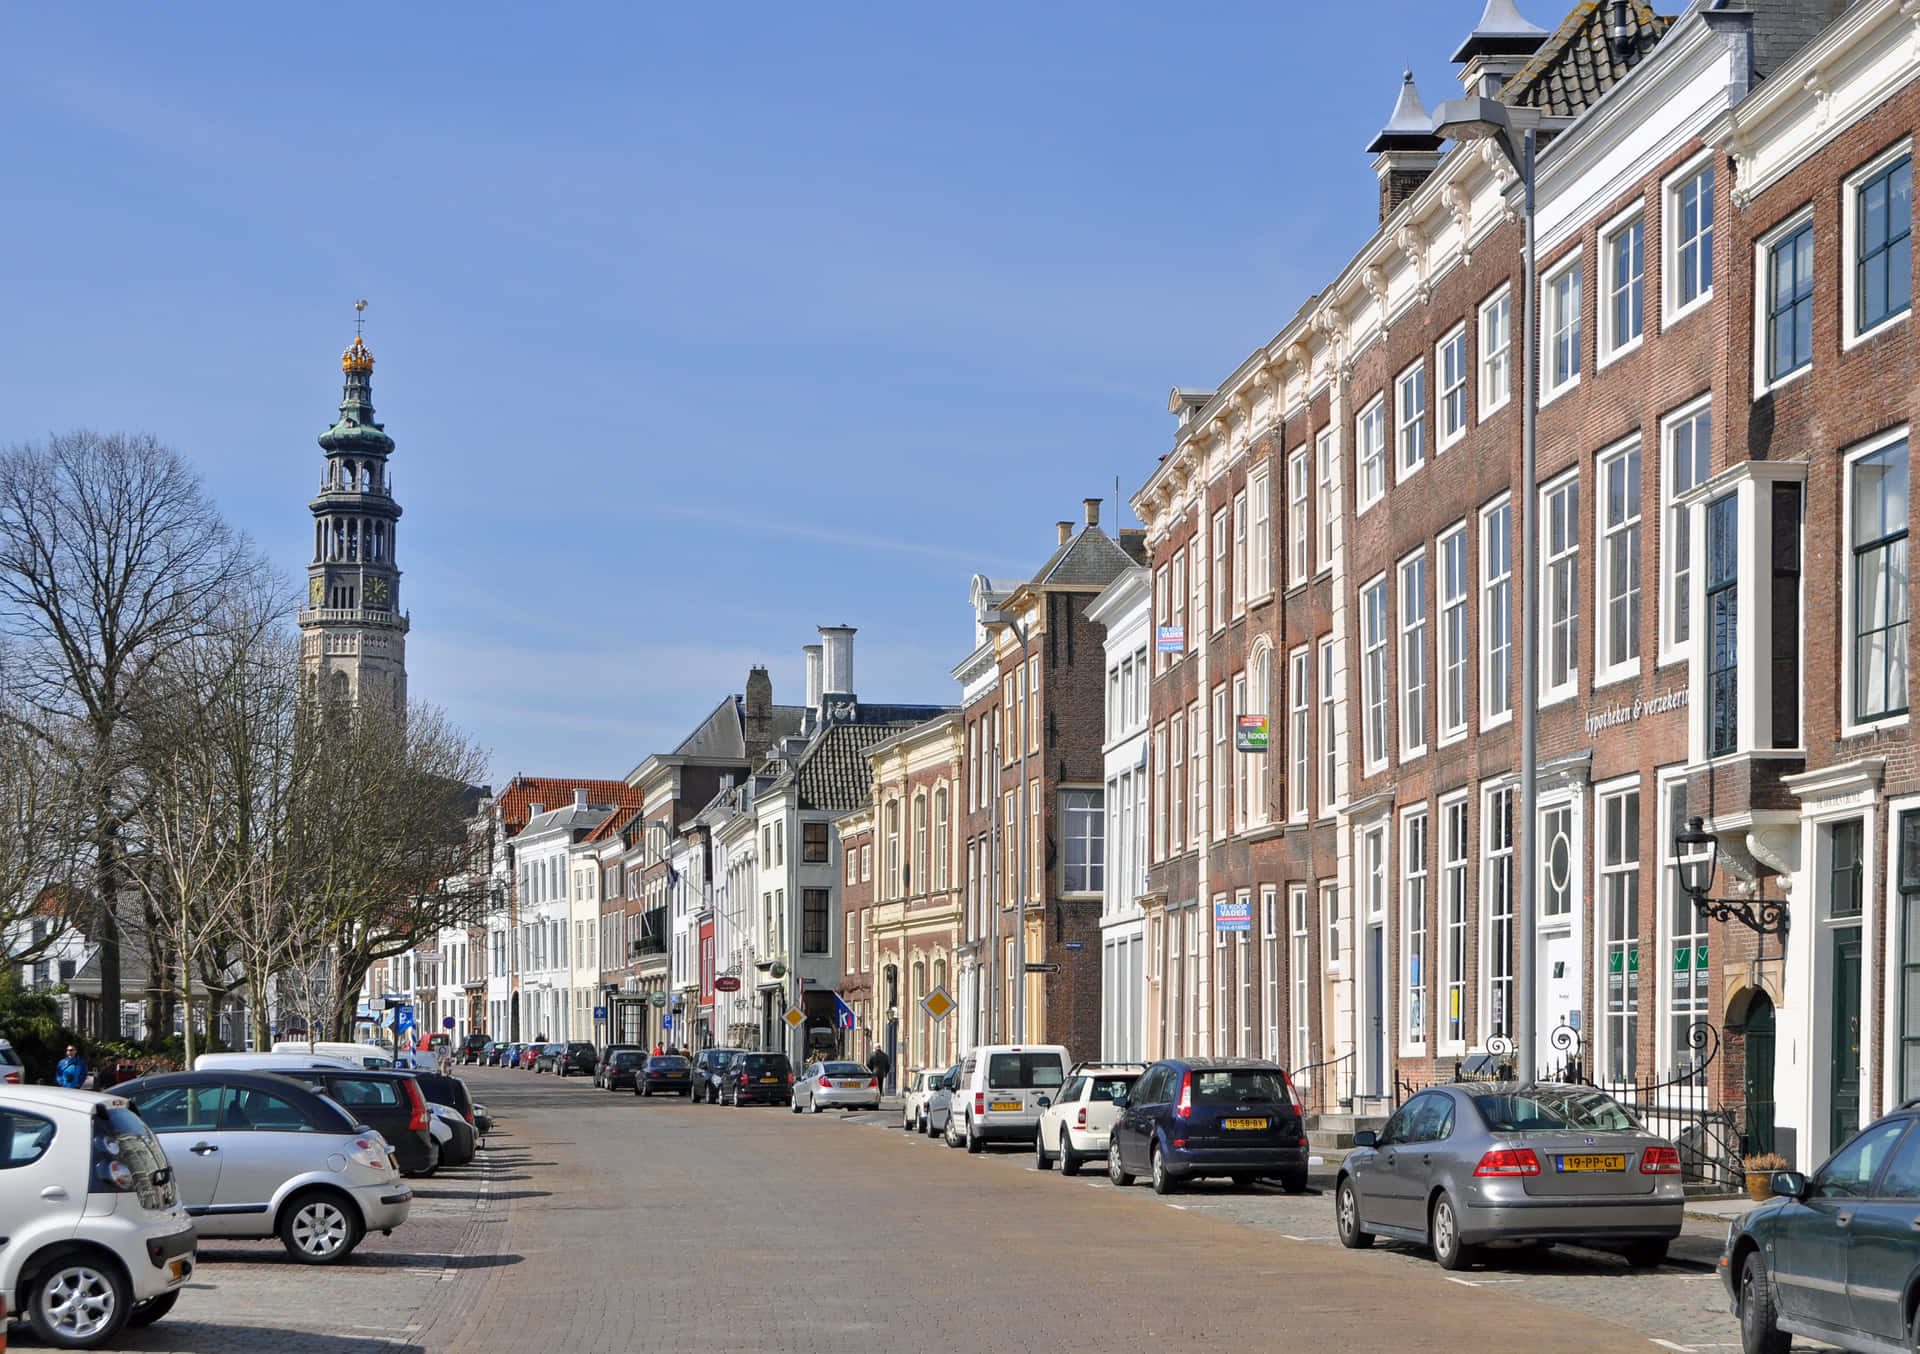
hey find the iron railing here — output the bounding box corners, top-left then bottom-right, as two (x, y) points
(1292, 1049), (1356, 1115)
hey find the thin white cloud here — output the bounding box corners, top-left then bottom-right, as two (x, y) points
(642, 503), (1024, 571)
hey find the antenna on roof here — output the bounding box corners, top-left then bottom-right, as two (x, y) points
(354, 298), (368, 339)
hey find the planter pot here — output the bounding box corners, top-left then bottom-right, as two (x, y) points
(1746, 1171), (1776, 1202)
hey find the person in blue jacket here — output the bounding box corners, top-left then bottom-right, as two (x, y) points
(55, 1044), (87, 1089)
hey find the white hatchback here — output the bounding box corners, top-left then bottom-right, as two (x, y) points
(0, 1085), (197, 1349)
(1034, 1064), (1145, 1175)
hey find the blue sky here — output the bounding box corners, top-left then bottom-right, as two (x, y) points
(4, 2), (1492, 785)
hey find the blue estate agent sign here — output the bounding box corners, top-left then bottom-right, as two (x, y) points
(1214, 899), (1252, 933)
(1156, 625), (1186, 654)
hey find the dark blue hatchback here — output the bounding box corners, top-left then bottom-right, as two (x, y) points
(1108, 1057), (1309, 1195)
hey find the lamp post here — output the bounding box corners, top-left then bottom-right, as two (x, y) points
(1674, 817), (1790, 937)
(1430, 96), (1566, 1083)
(983, 607), (1032, 1044)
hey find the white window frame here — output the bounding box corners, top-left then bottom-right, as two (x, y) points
(1841, 425), (1914, 737)
(1249, 644), (1272, 829)
(1249, 465), (1272, 601)
(1595, 434), (1643, 685)
(1287, 447), (1310, 587)
(1657, 766), (1709, 1080)
(1232, 491), (1249, 620)
(1438, 524), (1470, 745)
(1438, 792), (1469, 1057)
(1437, 324), (1469, 448)
(1542, 251), (1583, 402)
(1233, 671), (1250, 833)
(1356, 396), (1387, 514)
(1595, 778), (1642, 1085)
(1398, 547), (1428, 761)
(1481, 783), (1516, 1045)
(1318, 638), (1338, 819)
(1843, 139), (1915, 349)
(1212, 507), (1230, 632)
(1288, 646), (1310, 822)
(1663, 151), (1716, 327)
(1599, 203), (1646, 365)
(1212, 683), (1230, 842)
(1396, 358), (1427, 479)
(1479, 286), (1512, 419)
(1261, 885), (1281, 1061)
(1753, 205), (1817, 395)
(1401, 805), (1429, 1054)
(1289, 886), (1312, 1072)
(1322, 880), (1343, 976)
(1316, 426), (1337, 574)
(1541, 470), (1581, 704)
(1481, 497), (1513, 728)
(1360, 574), (1390, 775)
(1659, 398), (1711, 667)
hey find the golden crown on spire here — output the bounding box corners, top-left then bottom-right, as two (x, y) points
(341, 336), (374, 374)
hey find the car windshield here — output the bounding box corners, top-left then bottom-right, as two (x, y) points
(819, 1063), (866, 1077)
(987, 1053), (1065, 1089)
(1089, 1075), (1139, 1102)
(1190, 1069), (1288, 1106)
(1472, 1088), (1639, 1132)
(650, 1057), (688, 1070)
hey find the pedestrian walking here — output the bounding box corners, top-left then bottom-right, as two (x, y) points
(55, 1044), (87, 1089)
(866, 1043), (891, 1091)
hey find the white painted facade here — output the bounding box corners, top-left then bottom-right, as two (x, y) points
(1089, 565), (1152, 1062)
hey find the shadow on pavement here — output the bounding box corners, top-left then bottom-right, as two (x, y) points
(349, 1250), (524, 1271)
(9, 1324), (425, 1353)
(482, 1189), (551, 1202)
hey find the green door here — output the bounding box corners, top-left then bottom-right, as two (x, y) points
(1744, 993), (1775, 1157)
(1833, 927), (1863, 1152)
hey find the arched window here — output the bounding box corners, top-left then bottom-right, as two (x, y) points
(912, 794), (927, 896)
(933, 788), (949, 891)
(884, 801), (901, 900)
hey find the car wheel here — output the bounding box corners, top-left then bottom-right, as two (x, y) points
(809, 1094), (822, 1114)
(918, 1113), (929, 1136)
(1149, 1144), (1178, 1195)
(965, 1116), (982, 1154)
(126, 1290), (180, 1328)
(1034, 1128), (1052, 1171)
(26, 1255), (130, 1348)
(1280, 1169), (1309, 1195)
(1624, 1239), (1669, 1269)
(1430, 1193), (1472, 1271)
(1336, 1178), (1374, 1249)
(1060, 1135), (1081, 1176)
(280, 1190), (364, 1265)
(945, 1113), (964, 1149)
(1108, 1139), (1134, 1186)
(1739, 1251), (1790, 1354)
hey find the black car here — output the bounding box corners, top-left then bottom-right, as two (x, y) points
(551, 1042), (597, 1078)
(600, 1049), (646, 1092)
(694, 1047), (746, 1103)
(1108, 1057), (1308, 1195)
(596, 1044), (644, 1088)
(530, 1042), (565, 1074)
(725, 1051), (794, 1106)
(415, 1073), (481, 1166)
(274, 1067), (439, 1176)
(636, 1054), (693, 1097)
(457, 1034), (489, 1065)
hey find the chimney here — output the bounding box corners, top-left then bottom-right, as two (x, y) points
(1057, 521), (1073, 546)
(574, 788), (587, 810)
(1366, 70), (1444, 224)
(744, 665), (774, 761)
(803, 644), (823, 714)
(1119, 528), (1148, 564)
(1452, 0), (1547, 98)
(819, 625), (856, 706)
(1083, 497), (1101, 529)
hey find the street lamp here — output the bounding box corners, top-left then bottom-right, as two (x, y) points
(1430, 95), (1567, 1083)
(1673, 817), (1789, 937)
(981, 606), (1032, 1045)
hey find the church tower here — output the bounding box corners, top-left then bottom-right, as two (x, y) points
(300, 324), (409, 711)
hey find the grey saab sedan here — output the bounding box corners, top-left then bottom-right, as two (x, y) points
(1335, 1082), (1684, 1270)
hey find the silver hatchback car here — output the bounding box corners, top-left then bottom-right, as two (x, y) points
(791, 1061), (881, 1113)
(1335, 1081), (1684, 1270)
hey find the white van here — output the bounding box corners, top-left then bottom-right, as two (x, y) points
(942, 1044), (1070, 1154)
(270, 1041), (396, 1070)
(192, 1052), (359, 1073)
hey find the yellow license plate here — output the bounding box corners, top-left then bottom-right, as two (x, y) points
(990, 1101), (1022, 1112)
(836, 1081), (862, 1088)
(1222, 1117), (1268, 1130)
(1560, 1154), (1627, 1172)
(761, 1077), (779, 1083)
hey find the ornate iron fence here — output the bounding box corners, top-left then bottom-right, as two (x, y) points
(1292, 1048), (1355, 1115)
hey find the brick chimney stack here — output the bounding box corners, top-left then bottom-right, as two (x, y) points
(743, 665), (774, 761)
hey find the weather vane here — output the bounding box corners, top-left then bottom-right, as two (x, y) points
(354, 299), (368, 339)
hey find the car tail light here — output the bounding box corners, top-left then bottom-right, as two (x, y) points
(2, 1069), (17, 1084)
(346, 1137), (390, 1172)
(974, 1092), (985, 1116)
(818, 1073), (833, 1086)
(1075, 1106), (1087, 1128)
(1640, 1146), (1681, 1175)
(1175, 1071), (1192, 1120)
(403, 1078), (430, 1133)
(868, 1078), (879, 1089)
(739, 1073), (750, 1085)
(1473, 1148), (1542, 1177)
(1279, 1071), (1302, 1114)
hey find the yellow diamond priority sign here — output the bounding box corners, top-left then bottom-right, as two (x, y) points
(921, 985), (955, 1021)
(782, 1005), (806, 1029)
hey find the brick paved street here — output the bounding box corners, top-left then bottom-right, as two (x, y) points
(11, 1066), (1818, 1353)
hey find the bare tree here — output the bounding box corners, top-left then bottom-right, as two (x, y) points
(0, 431), (266, 1034)
(0, 692), (85, 966)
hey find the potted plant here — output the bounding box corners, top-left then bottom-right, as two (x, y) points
(1744, 1152), (1790, 1201)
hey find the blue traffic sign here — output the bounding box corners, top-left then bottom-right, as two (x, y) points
(442, 1016), (455, 1029)
(395, 1005), (416, 1035)
(662, 1015), (673, 1030)
(593, 1005), (607, 1020)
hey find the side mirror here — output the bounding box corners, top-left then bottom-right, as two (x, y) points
(1036, 1096), (1052, 1109)
(1353, 1129), (1379, 1148)
(1771, 1171), (1810, 1200)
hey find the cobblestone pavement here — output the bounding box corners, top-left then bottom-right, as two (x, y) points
(13, 1068), (1827, 1353)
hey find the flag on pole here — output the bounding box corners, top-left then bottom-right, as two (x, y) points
(831, 991), (855, 1030)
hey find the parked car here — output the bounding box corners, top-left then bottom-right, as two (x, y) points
(501, 1043), (525, 1068)
(636, 1054), (694, 1097)
(899, 1068), (941, 1132)
(0, 1037), (23, 1085)
(1109, 1057), (1308, 1195)
(518, 1044), (540, 1070)
(479, 1042), (505, 1066)
(791, 1061), (881, 1114)
(0, 1085), (196, 1348)
(457, 1035), (489, 1065)
(1035, 1063), (1145, 1175)
(415, 1074), (480, 1165)
(600, 1050), (646, 1092)
(724, 1052), (793, 1106)
(427, 1103), (476, 1167)
(1722, 1104), (1920, 1354)
(266, 1067), (439, 1177)
(694, 1048), (746, 1103)
(595, 1045), (643, 1088)
(1335, 1082), (1681, 1269)
(270, 1041), (396, 1070)
(943, 1045), (1069, 1152)
(922, 1063), (962, 1138)
(116, 1070), (411, 1265)
(192, 1053), (359, 1073)
(550, 1042), (597, 1079)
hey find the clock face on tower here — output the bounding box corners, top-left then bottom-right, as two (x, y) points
(366, 576), (391, 608)
(309, 576), (324, 608)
